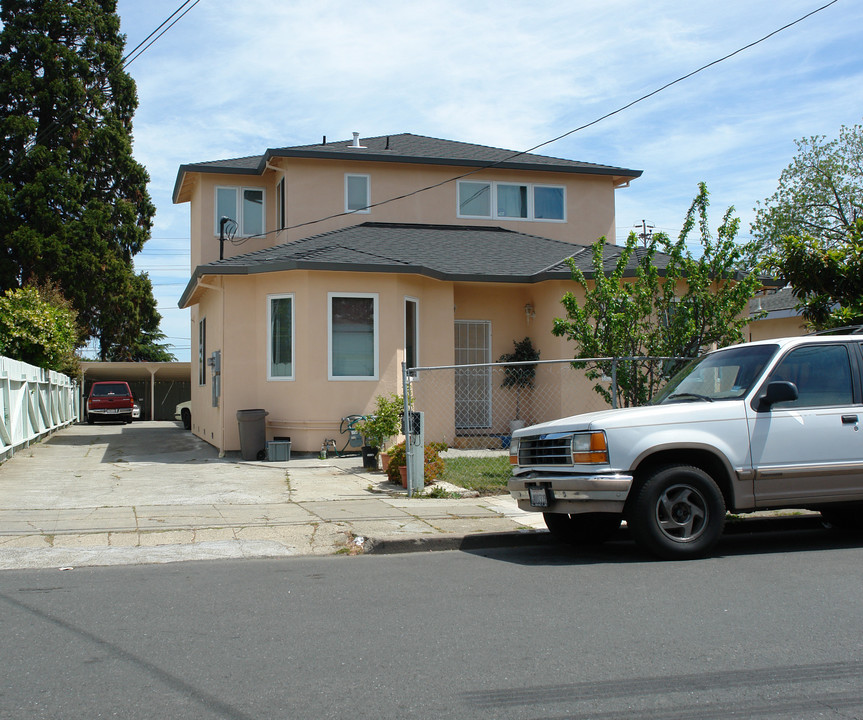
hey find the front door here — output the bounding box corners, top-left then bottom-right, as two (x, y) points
(749, 342), (863, 505)
(454, 320), (491, 429)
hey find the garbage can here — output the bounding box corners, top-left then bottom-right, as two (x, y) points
(237, 409), (268, 460)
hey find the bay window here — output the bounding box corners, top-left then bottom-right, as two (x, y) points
(329, 293), (378, 379)
(268, 294), (294, 380)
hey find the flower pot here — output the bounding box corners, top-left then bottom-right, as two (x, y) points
(399, 465), (408, 488)
(380, 452), (391, 472)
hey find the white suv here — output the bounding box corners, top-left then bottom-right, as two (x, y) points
(509, 333), (863, 559)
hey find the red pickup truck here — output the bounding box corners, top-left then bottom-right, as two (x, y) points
(86, 381), (134, 424)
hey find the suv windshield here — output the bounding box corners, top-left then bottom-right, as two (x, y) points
(652, 344), (778, 404)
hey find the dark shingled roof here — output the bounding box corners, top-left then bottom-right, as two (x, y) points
(178, 222), (671, 307)
(750, 286), (799, 315)
(173, 133), (642, 202)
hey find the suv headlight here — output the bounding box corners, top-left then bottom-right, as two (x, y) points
(571, 431), (609, 464)
(509, 437), (520, 465)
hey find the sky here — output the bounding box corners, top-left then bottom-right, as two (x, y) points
(109, 0), (863, 362)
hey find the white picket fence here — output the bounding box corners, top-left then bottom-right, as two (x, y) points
(0, 356), (80, 462)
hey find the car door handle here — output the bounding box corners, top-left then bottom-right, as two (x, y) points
(841, 415), (858, 424)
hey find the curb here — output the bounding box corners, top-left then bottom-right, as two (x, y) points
(364, 529), (554, 555)
(363, 513), (828, 555)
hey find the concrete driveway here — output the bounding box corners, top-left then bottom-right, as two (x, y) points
(0, 422), (544, 569)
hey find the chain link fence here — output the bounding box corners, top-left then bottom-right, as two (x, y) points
(402, 356), (685, 493)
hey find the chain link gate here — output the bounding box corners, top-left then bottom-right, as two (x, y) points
(400, 356), (687, 495)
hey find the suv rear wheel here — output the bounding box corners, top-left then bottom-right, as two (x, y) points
(628, 465), (725, 560)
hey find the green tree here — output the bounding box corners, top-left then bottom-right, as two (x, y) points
(0, 0), (162, 360)
(753, 123), (862, 250)
(554, 183), (764, 407)
(754, 123), (863, 329)
(0, 283), (82, 375)
(767, 219), (863, 329)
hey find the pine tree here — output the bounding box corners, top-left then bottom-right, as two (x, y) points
(0, 0), (169, 360)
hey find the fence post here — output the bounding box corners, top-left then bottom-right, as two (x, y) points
(402, 361), (414, 497)
(610, 357), (618, 409)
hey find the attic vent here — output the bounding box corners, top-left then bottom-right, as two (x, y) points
(349, 132), (366, 149)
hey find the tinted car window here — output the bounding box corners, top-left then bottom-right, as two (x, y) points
(768, 344), (853, 409)
(90, 383), (130, 397)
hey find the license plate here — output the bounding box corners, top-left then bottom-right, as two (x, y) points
(528, 486), (548, 508)
(105, 408), (120, 414)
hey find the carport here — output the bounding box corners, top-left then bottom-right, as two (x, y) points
(79, 362), (191, 421)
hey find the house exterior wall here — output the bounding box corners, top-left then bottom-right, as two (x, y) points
(187, 157), (618, 268)
(748, 314), (806, 341)
(193, 270), (460, 454)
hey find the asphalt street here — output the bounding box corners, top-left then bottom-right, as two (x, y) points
(3, 532), (863, 719)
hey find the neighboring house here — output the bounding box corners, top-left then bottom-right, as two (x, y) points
(174, 133), (642, 454)
(747, 287), (806, 341)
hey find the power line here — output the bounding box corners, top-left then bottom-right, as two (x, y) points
(251, 0), (840, 241)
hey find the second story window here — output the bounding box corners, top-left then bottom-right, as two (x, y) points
(276, 177), (285, 230)
(215, 186), (265, 236)
(457, 180), (565, 222)
(345, 174), (370, 213)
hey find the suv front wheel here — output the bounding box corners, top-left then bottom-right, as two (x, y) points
(628, 465), (726, 560)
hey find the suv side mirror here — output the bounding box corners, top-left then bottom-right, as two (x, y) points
(757, 380), (798, 411)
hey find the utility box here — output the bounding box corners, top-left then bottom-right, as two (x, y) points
(266, 440), (291, 462)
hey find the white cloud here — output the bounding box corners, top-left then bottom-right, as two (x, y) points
(115, 0), (863, 359)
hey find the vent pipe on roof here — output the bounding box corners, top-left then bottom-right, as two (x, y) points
(350, 132), (366, 149)
(322, 135), (327, 145)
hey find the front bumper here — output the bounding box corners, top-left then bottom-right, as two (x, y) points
(87, 408), (133, 418)
(508, 471), (633, 514)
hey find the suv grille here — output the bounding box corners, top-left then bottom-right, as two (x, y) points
(518, 435), (572, 465)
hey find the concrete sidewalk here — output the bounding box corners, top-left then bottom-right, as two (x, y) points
(0, 422), (547, 570)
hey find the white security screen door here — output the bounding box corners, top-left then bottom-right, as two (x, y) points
(454, 320), (491, 429)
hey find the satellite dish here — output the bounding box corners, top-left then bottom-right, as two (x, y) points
(219, 217), (238, 260)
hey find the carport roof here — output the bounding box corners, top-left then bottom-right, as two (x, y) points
(80, 361), (191, 384)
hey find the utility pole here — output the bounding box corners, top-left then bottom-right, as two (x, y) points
(635, 220), (655, 247)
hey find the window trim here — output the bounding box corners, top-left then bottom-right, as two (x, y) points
(328, 292), (379, 381)
(345, 173), (371, 214)
(404, 296), (419, 370)
(275, 176), (286, 231)
(267, 293), (295, 382)
(198, 317), (206, 386)
(214, 185), (266, 237)
(456, 180), (566, 222)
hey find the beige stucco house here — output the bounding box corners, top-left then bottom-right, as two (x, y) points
(747, 287), (806, 341)
(174, 133), (642, 454)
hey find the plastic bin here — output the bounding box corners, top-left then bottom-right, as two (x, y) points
(237, 409), (268, 460)
(267, 440), (291, 462)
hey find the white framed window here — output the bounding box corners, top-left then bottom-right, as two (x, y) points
(276, 177), (286, 230)
(268, 293), (294, 381)
(328, 293), (378, 380)
(404, 297), (419, 370)
(345, 174), (370, 213)
(214, 186), (265, 236)
(198, 317), (206, 385)
(497, 183), (528, 219)
(457, 180), (565, 222)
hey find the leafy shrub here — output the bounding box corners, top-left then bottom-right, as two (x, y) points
(385, 441), (448, 485)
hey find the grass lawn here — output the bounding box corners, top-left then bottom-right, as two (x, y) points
(442, 454), (511, 495)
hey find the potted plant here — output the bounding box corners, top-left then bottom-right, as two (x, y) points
(385, 441), (447, 487)
(356, 393), (404, 469)
(498, 337), (540, 431)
